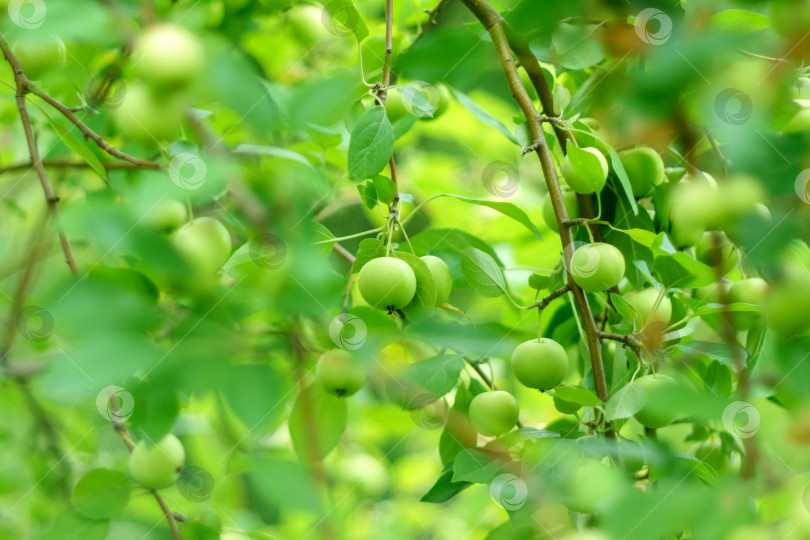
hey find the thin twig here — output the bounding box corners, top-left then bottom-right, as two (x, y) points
(528, 284), (571, 311)
(598, 331), (643, 352)
(0, 33), (78, 276)
(0, 158), (143, 175)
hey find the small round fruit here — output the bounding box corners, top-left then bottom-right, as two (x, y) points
(766, 273), (810, 335)
(543, 189), (580, 232)
(695, 232), (739, 273)
(560, 147), (609, 194)
(147, 199), (187, 231)
(669, 210), (705, 248)
(357, 257), (417, 310)
(420, 255), (452, 306)
(569, 243), (625, 292)
(129, 434), (185, 489)
(632, 374), (679, 428)
(422, 83), (452, 121)
(623, 288), (672, 328)
(384, 90), (409, 123)
(12, 34), (66, 80)
(728, 277), (768, 330)
(618, 146), (665, 197)
(316, 349), (366, 397)
(691, 439), (735, 476)
(172, 217), (232, 276)
(113, 83), (184, 142)
(468, 391), (519, 437)
(511, 338), (568, 390)
(133, 25), (206, 87)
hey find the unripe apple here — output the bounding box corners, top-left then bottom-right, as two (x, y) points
(12, 34), (66, 80)
(146, 199), (187, 232)
(695, 282), (727, 304)
(558, 459), (621, 514)
(669, 180), (720, 232)
(357, 257), (417, 310)
(728, 277), (768, 330)
(542, 189), (579, 232)
(384, 90), (409, 123)
(560, 147), (609, 194)
(669, 208), (705, 248)
(422, 83), (452, 121)
(623, 288), (672, 329)
(617, 147), (665, 197)
(632, 374), (679, 428)
(133, 25), (206, 88)
(420, 255), (452, 306)
(510, 338), (568, 390)
(569, 243), (626, 292)
(468, 391), (519, 437)
(129, 434), (185, 489)
(316, 349), (366, 397)
(690, 439), (738, 476)
(172, 217), (232, 276)
(113, 83), (184, 142)
(766, 273), (810, 335)
(695, 232), (739, 273)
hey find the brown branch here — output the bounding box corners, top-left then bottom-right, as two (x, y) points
(332, 243), (356, 265)
(0, 34), (78, 276)
(528, 284), (570, 311)
(458, 0), (609, 407)
(0, 158), (143, 175)
(598, 331), (642, 352)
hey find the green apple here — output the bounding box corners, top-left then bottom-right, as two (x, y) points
(560, 147), (609, 194)
(669, 181), (721, 233)
(695, 282), (727, 304)
(543, 189), (580, 232)
(690, 439), (737, 476)
(384, 89), (409, 123)
(113, 83), (184, 142)
(623, 288), (672, 329)
(421, 83), (452, 121)
(511, 338), (568, 390)
(728, 277), (768, 330)
(316, 349), (366, 397)
(12, 34), (66, 80)
(632, 374), (679, 428)
(570, 243), (626, 292)
(172, 217), (232, 276)
(695, 232), (739, 273)
(617, 147), (665, 197)
(558, 459), (621, 514)
(766, 273), (810, 335)
(468, 390), (519, 436)
(129, 434), (185, 489)
(420, 255), (452, 306)
(133, 25), (206, 88)
(146, 199), (187, 232)
(357, 257), (417, 310)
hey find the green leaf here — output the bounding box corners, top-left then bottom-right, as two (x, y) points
(420, 469), (471, 503)
(676, 341), (748, 366)
(606, 146), (638, 214)
(442, 195), (542, 240)
(246, 459), (322, 513)
(452, 449), (502, 483)
(396, 251), (438, 316)
(610, 293), (639, 323)
(460, 247), (507, 298)
(353, 238), (385, 271)
(221, 364), (288, 432)
(70, 469), (130, 520)
(372, 175), (397, 205)
(399, 354), (465, 400)
(653, 253), (715, 289)
(611, 227), (659, 248)
(348, 107), (394, 181)
(605, 382), (647, 421)
(38, 107), (108, 184)
(37, 510), (109, 540)
(553, 385), (602, 407)
(566, 145), (607, 192)
(710, 9), (770, 33)
(452, 89), (518, 144)
(232, 144), (314, 169)
(551, 23), (606, 70)
(289, 384), (347, 462)
(324, 0), (369, 42)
